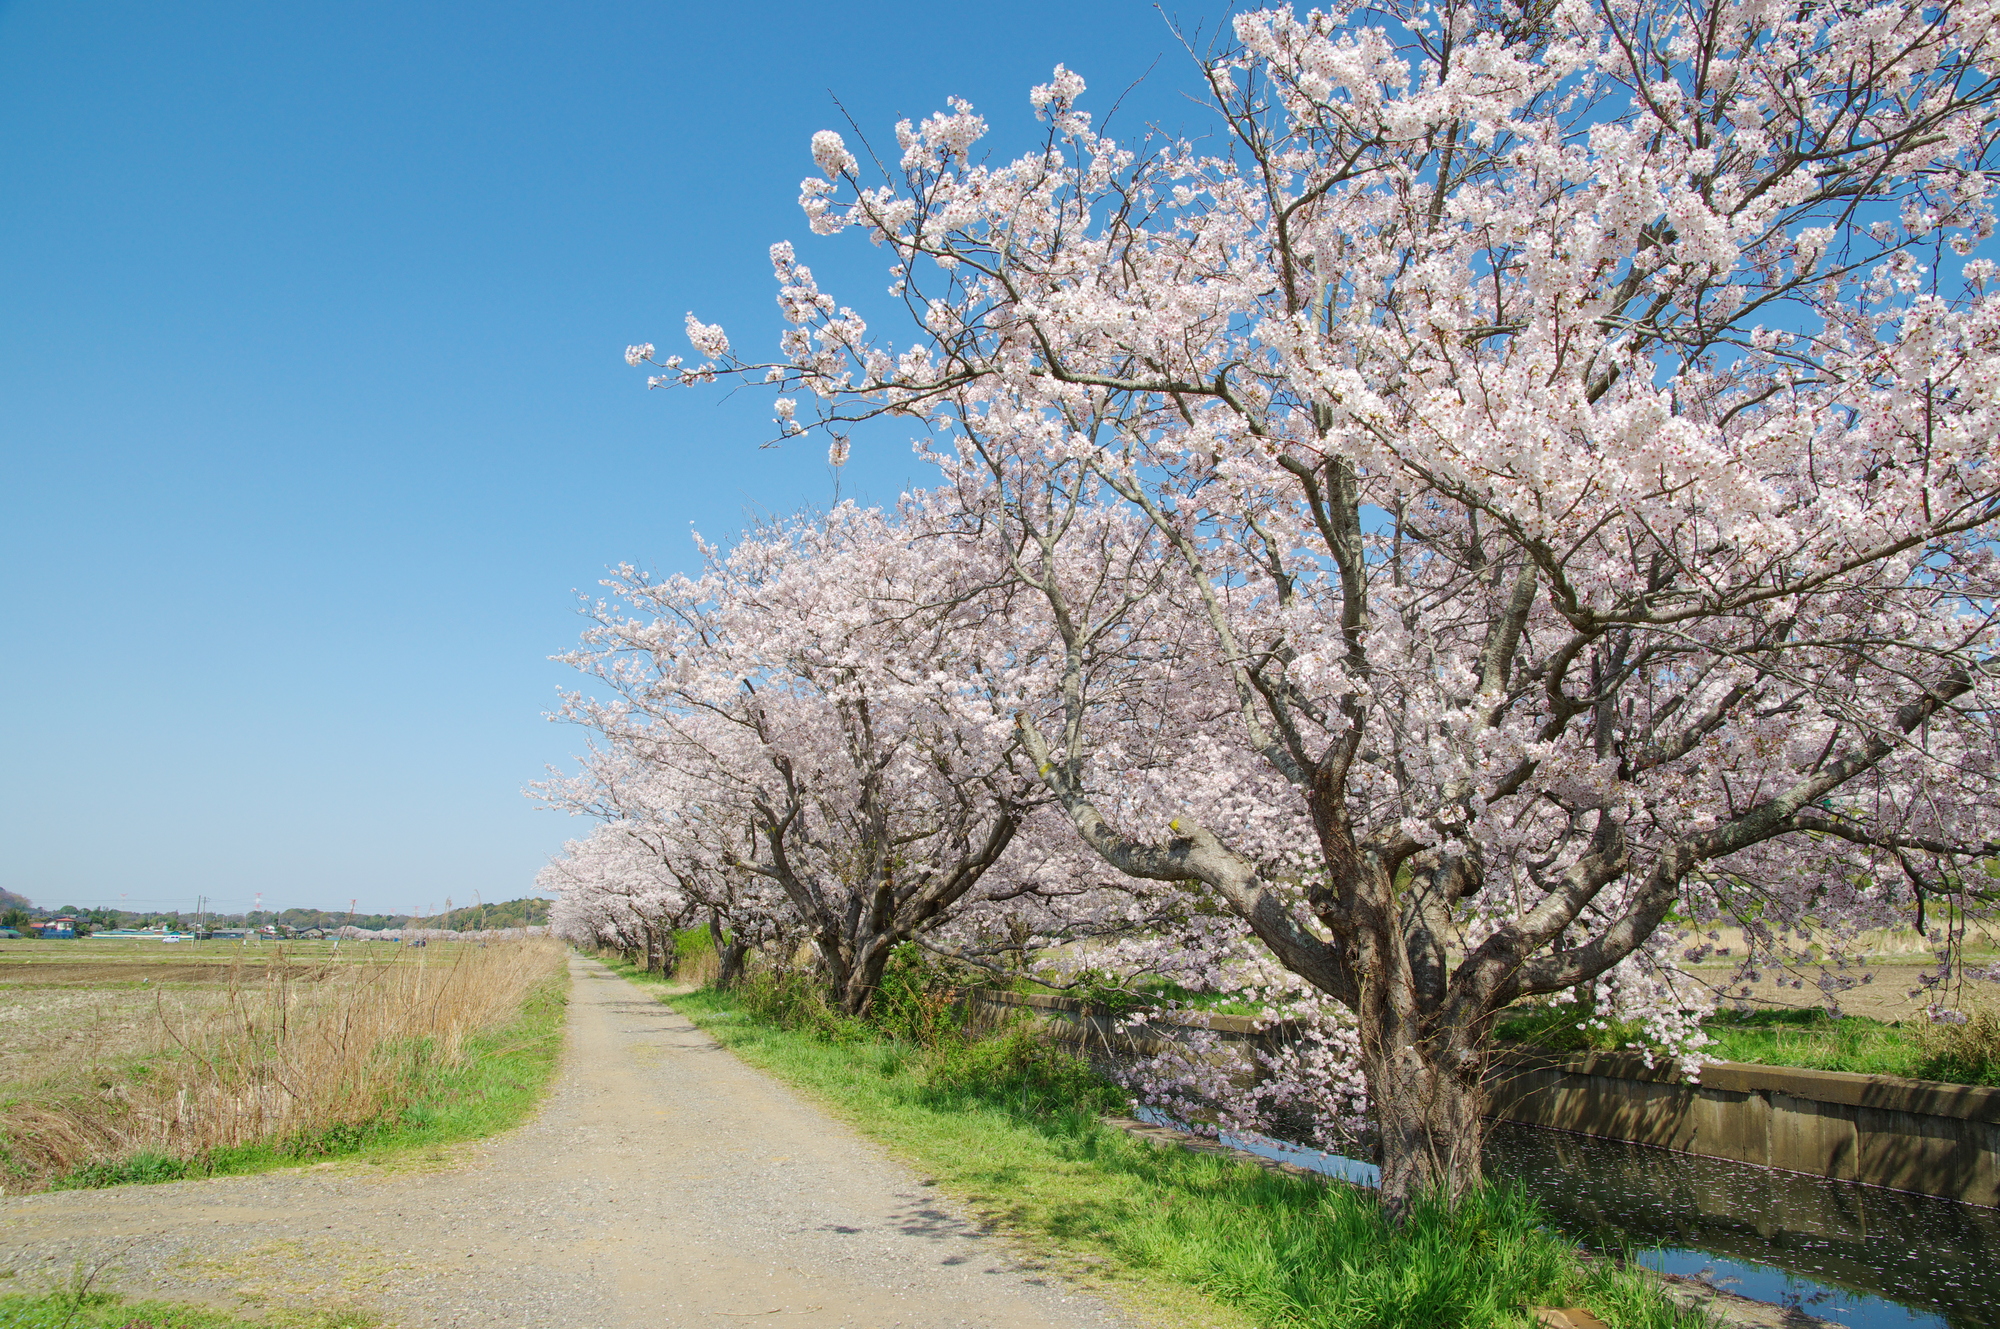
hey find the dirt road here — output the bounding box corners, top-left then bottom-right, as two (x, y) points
(0, 957), (1134, 1329)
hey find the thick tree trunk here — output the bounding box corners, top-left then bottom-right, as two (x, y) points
(643, 925), (664, 974)
(1309, 806), (1489, 1217)
(838, 935), (896, 1017)
(710, 914), (750, 989)
(1364, 1043), (1486, 1216)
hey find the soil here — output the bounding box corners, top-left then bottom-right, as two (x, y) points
(0, 986), (216, 1091)
(0, 956), (1135, 1329)
(1692, 962), (2000, 1021)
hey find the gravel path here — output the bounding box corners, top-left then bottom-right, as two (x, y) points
(0, 957), (1136, 1329)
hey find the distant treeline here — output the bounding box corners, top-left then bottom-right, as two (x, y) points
(404, 899), (551, 931)
(0, 897), (552, 933)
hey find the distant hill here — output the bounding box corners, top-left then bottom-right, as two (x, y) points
(216, 900), (548, 931)
(411, 898), (550, 931)
(0, 888), (30, 910)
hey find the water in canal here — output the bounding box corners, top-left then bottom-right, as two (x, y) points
(1146, 1112), (2000, 1328)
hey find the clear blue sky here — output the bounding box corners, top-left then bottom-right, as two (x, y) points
(0, 0), (1232, 916)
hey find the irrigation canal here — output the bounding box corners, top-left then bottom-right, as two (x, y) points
(1136, 1111), (1999, 1329)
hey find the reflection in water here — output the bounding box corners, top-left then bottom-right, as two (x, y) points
(1484, 1122), (1998, 1329)
(1137, 1109), (1998, 1329)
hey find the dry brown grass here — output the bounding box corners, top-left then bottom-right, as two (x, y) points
(0, 987), (226, 1091)
(674, 945), (721, 989)
(595, 941), (721, 989)
(0, 939), (565, 1190)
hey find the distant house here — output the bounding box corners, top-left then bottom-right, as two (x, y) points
(34, 917), (76, 939)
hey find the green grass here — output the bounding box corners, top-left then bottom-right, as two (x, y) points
(1496, 1002), (2000, 1086)
(0, 1290), (375, 1328)
(1697, 1008), (1919, 1076)
(611, 964), (1705, 1329)
(964, 972), (1270, 1018)
(1711, 1006), (2000, 1086)
(41, 972), (568, 1191)
(0, 1261), (375, 1329)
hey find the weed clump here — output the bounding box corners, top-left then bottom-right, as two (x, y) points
(919, 1024), (1124, 1116)
(1912, 1010), (2000, 1086)
(735, 970), (872, 1043)
(1493, 999), (1647, 1054)
(721, 946), (1122, 1119)
(0, 1291), (377, 1328)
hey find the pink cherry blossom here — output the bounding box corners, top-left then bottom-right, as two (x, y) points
(620, 0), (2000, 1212)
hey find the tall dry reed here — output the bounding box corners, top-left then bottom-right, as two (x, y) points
(671, 945), (721, 988)
(0, 939), (565, 1190)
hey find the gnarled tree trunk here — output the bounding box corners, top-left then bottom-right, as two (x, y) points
(710, 914), (751, 989)
(837, 934), (897, 1017)
(1363, 1040), (1486, 1212)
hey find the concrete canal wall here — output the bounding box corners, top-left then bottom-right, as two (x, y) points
(960, 987), (2000, 1207)
(1487, 1050), (2000, 1208)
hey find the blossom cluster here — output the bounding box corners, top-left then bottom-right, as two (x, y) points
(608, 0), (2000, 1194)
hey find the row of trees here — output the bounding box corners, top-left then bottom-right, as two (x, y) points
(333, 925), (550, 943)
(2, 906), (181, 933)
(0, 904), (549, 933)
(546, 0), (2000, 1210)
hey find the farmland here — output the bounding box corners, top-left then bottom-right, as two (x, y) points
(0, 936), (565, 1191)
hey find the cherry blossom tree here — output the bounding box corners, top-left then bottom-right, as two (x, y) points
(557, 503), (1070, 1016)
(539, 757), (789, 987)
(545, 505), (1186, 1005)
(541, 821), (702, 971)
(635, 0), (2000, 1207)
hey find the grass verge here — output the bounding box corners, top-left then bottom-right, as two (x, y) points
(609, 962), (1705, 1329)
(0, 1290), (375, 1328)
(26, 966), (568, 1192)
(1697, 1009), (1917, 1076)
(1704, 1007), (2000, 1084)
(1498, 1001), (2000, 1086)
